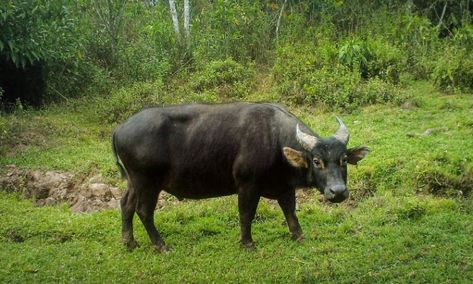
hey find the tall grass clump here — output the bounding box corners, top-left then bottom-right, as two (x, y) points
(272, 38), (404, 111)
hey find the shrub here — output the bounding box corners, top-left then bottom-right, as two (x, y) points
(432, 45), (473, 92)
(338, 37), (406, 83)
(303, 69), (402, 111)
(0, 115), (7, 157)
(190, 58), (255, 99)
(432, 25), (473, 92)
(273, 42), (404, 111)
(338, 39), (372, 78)
(373, 13), (439, 80)
(115, 42), (172, 84)
(192, 0), (273, 63)
(272, 43), (328, 100)
(95, 81), (165, 124)
(366, 38), (406, 84)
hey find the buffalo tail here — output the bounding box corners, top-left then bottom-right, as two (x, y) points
(112, 130), (127, 179)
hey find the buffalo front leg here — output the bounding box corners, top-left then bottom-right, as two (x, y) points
(238, 187), (260, 249)
(121, 186), (139, 250)
(278, 190), (304, 241)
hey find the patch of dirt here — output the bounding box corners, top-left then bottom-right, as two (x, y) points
(0, 165), (172, 212)
(4, 229), (25, 243)
(418, 168), (473, 197)
(0, 165), (119, 212)
(0, 165), (180, 213)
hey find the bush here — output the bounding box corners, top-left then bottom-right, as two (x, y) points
(432, 46), (473, 92)
(273, 42), (404, 111)
(303, 69), (402, 111)
(190, 58), (255, 99)
(0, 115), (7, 157)
(432, 25), (473, 92)
(193, 0), (273, 63)
(95, 81), (165, 124)
(115, 41), (172, 84)
(366, 38), (406, 84)
(338, 39), (372, 78)
(338, 37), (406, 83)
(368, 13), (439, 80)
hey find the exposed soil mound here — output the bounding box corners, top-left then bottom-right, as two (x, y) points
(0, 165), (121, 212)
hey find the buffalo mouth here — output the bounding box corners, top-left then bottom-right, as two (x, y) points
(324, 190), (349, 203)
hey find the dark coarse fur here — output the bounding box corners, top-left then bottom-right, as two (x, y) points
(112, 102), (367, 251)
(113, 103), (315, 200)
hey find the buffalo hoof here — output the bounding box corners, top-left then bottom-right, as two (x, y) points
(124, 239), (140, 251)
(153, 244), (172, 253)
(291, 233), (305, 243)
(240, 241), (256, 250)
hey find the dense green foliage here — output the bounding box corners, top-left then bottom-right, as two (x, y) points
(1, 0), (472, 108)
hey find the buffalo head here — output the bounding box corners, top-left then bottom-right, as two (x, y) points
(283, 117), (369, 203)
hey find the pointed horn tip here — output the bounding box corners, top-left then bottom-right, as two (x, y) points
(296, 123), (304, 135)
(295, 123), (318, 151)
(335, 116), (346, 127)
(334, 116), (350, 144)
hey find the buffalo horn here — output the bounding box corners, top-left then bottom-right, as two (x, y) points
(334, 116), (349, 144)
(296, 124), (318, 151)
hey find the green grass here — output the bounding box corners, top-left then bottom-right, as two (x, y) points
(1, 192), (472, 283)
(1, 81), (473, 282)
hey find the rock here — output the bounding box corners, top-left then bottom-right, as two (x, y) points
(87, 174), (104, 184)
(70, 195), (88, 213)
(110, 187), (122, 199)
(23, 170), (72, 201)
(88, 183), (110, 198)
(0, 165), (24, 193)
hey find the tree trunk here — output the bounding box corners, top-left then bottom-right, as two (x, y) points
(183, 0), (190, 49)
(169, 0), (180, 38)
(275, 0), (287, 42)
(437, 1), (448, 29)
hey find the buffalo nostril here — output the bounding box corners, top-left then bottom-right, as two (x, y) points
(330, 185), (346, 194)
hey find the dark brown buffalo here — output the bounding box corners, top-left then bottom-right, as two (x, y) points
(112, 103), (369, 251)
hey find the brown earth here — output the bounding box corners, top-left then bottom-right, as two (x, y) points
(0, 165), (179, 213)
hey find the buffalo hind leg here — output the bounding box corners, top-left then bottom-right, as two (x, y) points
(134, 181), (168, 252)
(278, 190), (304, 242)
(238, 187), (260, 249)
(121, 186), (139, 250)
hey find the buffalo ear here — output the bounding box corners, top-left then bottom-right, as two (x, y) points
(347, 146), (370, 165)
(283, 147), (308, 168)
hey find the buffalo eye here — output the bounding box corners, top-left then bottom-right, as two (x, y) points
(313, 157), (324, 169)
(341, 155), (348, 166)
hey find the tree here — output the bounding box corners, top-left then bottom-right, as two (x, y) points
(184, 0), (190, 49)
(169, 0), (180, 38)
(91, 0), (128, 67)
(168, 0), (191, 51)
(0, 0), (81, 107)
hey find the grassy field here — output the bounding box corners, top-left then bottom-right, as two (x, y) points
(1, 81), (473, 282)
